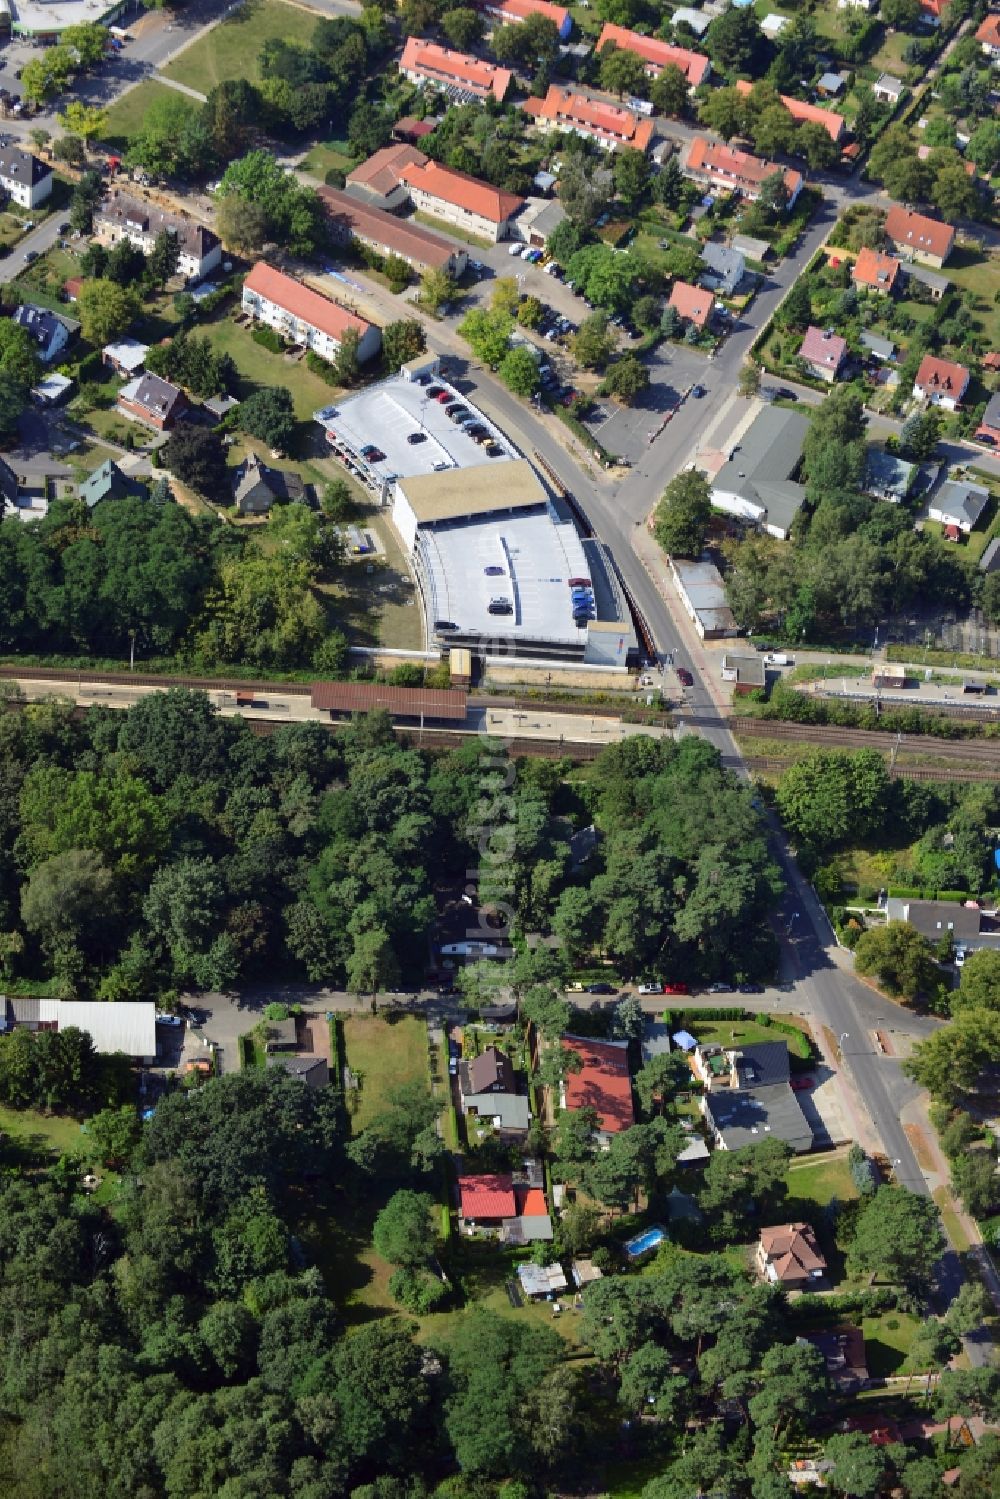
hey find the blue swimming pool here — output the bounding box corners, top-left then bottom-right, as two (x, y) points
(625, 1225), (667, 1258)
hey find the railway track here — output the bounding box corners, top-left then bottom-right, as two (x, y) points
(744, 756), (1000, 784)
(0, 664), (314, 697)
(731, 715), (1000, 765)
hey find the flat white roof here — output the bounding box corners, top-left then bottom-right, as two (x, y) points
(314, 373), (518, 480)
(418, 499), (592, 643)
(39, 999), (156, 1057)
(13, 0), (119, 32)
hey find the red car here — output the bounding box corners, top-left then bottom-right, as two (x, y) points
(662, 981), (690, 995)
(677, 667), (694, 687)
(790, 1077), (813, 1092)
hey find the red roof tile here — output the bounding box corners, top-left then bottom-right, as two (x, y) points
(800, 324), (847, 368)
(515, 1186), (548, 1217)
(915, 353), (969, 397)
(487, 0), (570, 28)
(458, 1173), (517, 1218)
(400, 37), (513, 101)
(399, 158), (524, 226)
(685, 136), (802, 201)
(733, 79), (844, 141)
(529, 86), (654, 152)
(852, 246), (900, 290)
(243, 263), (373, 343)
(669, 279), (713, 326)
(977, 14), (1000, 46)
(562, 1035), (633, 1133)
(884, 205), (955, 262)
(346, 143), (428, 197)
(597, 23), (711, 86)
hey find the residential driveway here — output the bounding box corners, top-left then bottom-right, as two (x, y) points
(796, 1069), (851, 1149)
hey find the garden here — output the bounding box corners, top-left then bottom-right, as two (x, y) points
(159, 0), (320, 96)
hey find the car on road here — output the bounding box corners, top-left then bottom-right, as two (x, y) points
(790, 1077), (813, 1092)
(449, 1058), (458, 1075)
(705, 981), (733, 993)
(587, 981), (615, 994)
(156, 1013), (183, 1028)
(691, 385), (705, 398)
(484, 564), (505, 576)
(509, 242), (525, 256)
(406, 432), (426, 445)
(637, 981), (663, 994)
(676, 666), (694, 686)
(427, 385), (443, 397)
(738, 983), (765, 994)
(434, 620), (459, 632)
(23, 249), (37, 262)
(955, 948), (966, 967)
(771, 388), (795, 401)
(662, 981), (690, 995)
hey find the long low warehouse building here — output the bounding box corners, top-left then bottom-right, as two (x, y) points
(317, 186), (468, 277)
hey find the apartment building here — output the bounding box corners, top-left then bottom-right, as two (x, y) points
(317, 186), (467, 276)
(241, 263), (381, 364)
(481, 0), (572, 36)
(399, 36), (513, 102)
(398, 158), (524, 242)
(683, 137), (802, 207)
(596, 23), (711, 86)
(524, 86), (654, 153)
(94, 193), (222, 281)
(734, 79), (845, 142)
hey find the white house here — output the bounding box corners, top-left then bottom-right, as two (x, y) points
(928, 478), (990, 535)
(241, 262), (381, 364)
(13, 303), (70, 363)
(0, 146), (52, 209)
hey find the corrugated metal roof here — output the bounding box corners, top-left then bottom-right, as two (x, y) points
(311, 681), (467, 720)
(43, 1000), (157, 1056)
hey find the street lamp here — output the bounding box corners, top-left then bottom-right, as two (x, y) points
(838, 1031), (850, 1056)
(889, 1158), (901, 1181)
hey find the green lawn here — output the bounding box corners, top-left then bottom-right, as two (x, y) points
(101, 79), (184, 149)
(412, 210), (494, 251)
(161, 0), (321, 95)
(300, 142), (357, 182)
(197, 312), (344, 423)
(0, 1104), (84, 1166)
(679, 1015), (813, 1060)
(785, 1153), (859, 1210)
(315, 489), (426, 651)
(934, 243), (1000, 357)
(862, 1311), (924, 1376)
(342, 1014), (430, 1135)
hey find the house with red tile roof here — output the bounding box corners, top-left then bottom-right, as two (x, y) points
(977, 13), (1000, 57)
(884, 205), (955, 268)
(399, 158), (525, 243)
(482, 0), (572, 38)
(683, 136), (802, 207)
(400, 37), (513, 103)
(756, 1222), (827, 1290)
(346, 143), (429, 211)
(913, 353), (969, 411)
(523, 86), (655, 154)
(799, 325), (847, 382)
(919, 0), (947, 23)
(458, 1173), (517, 1223)
(561, 1035), (634, 1145)
(596, 23), (711, 87)
(668, 280), (713, 329)
(733, 79), (844, 142)
(851, 246), (900, 293)
(242, 263), (381, 364)
(318, 186), (467, 276)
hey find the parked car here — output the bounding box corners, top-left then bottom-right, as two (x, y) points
(677, 666), (694, 686)
(156, 1013), (183, 1028)
(637, 981), (663, 995)
(427, 385), (443, 397)
(955, 948), (966, 968)
(705, 981), (733, 993)
(738, 983), (765, 995)
(790, 1077), (813, 1092)
(691, 384), (705, 398)
(509, 241), (525, 255)
(434, 620), (459, 632)
(484, 564), (505, 576)
(586, 981), (615, 994)
(435, 390), (452, 404)
(406, 432), (426, 445)
(662, 982), (689, 995)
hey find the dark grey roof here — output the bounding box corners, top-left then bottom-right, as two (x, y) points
(124, 372), (185, 418)
(96, 194), (220, 260)
(266, 1053), (329, 1086)
(860, 331), (895, 360)
(934, 479), (989, 529)
(0, 146), (51, 187)
(980, 536), (1000, 574)
(712, 406), (809, 536)
(0, 454), (17, 506)
(704, 1082), (813, 1153)
(460, 1045), (515, 1096)
(700, 241), (745, 292)
(13, 303), (66, 352)
(233, 455), (306, 508)
(732, 1040), (790, 1088)
(885, 898), (981, 941)
(904, 263), (949, 295)
(641, 1021), (673, 1064)
(980, 391), (1000, 430)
